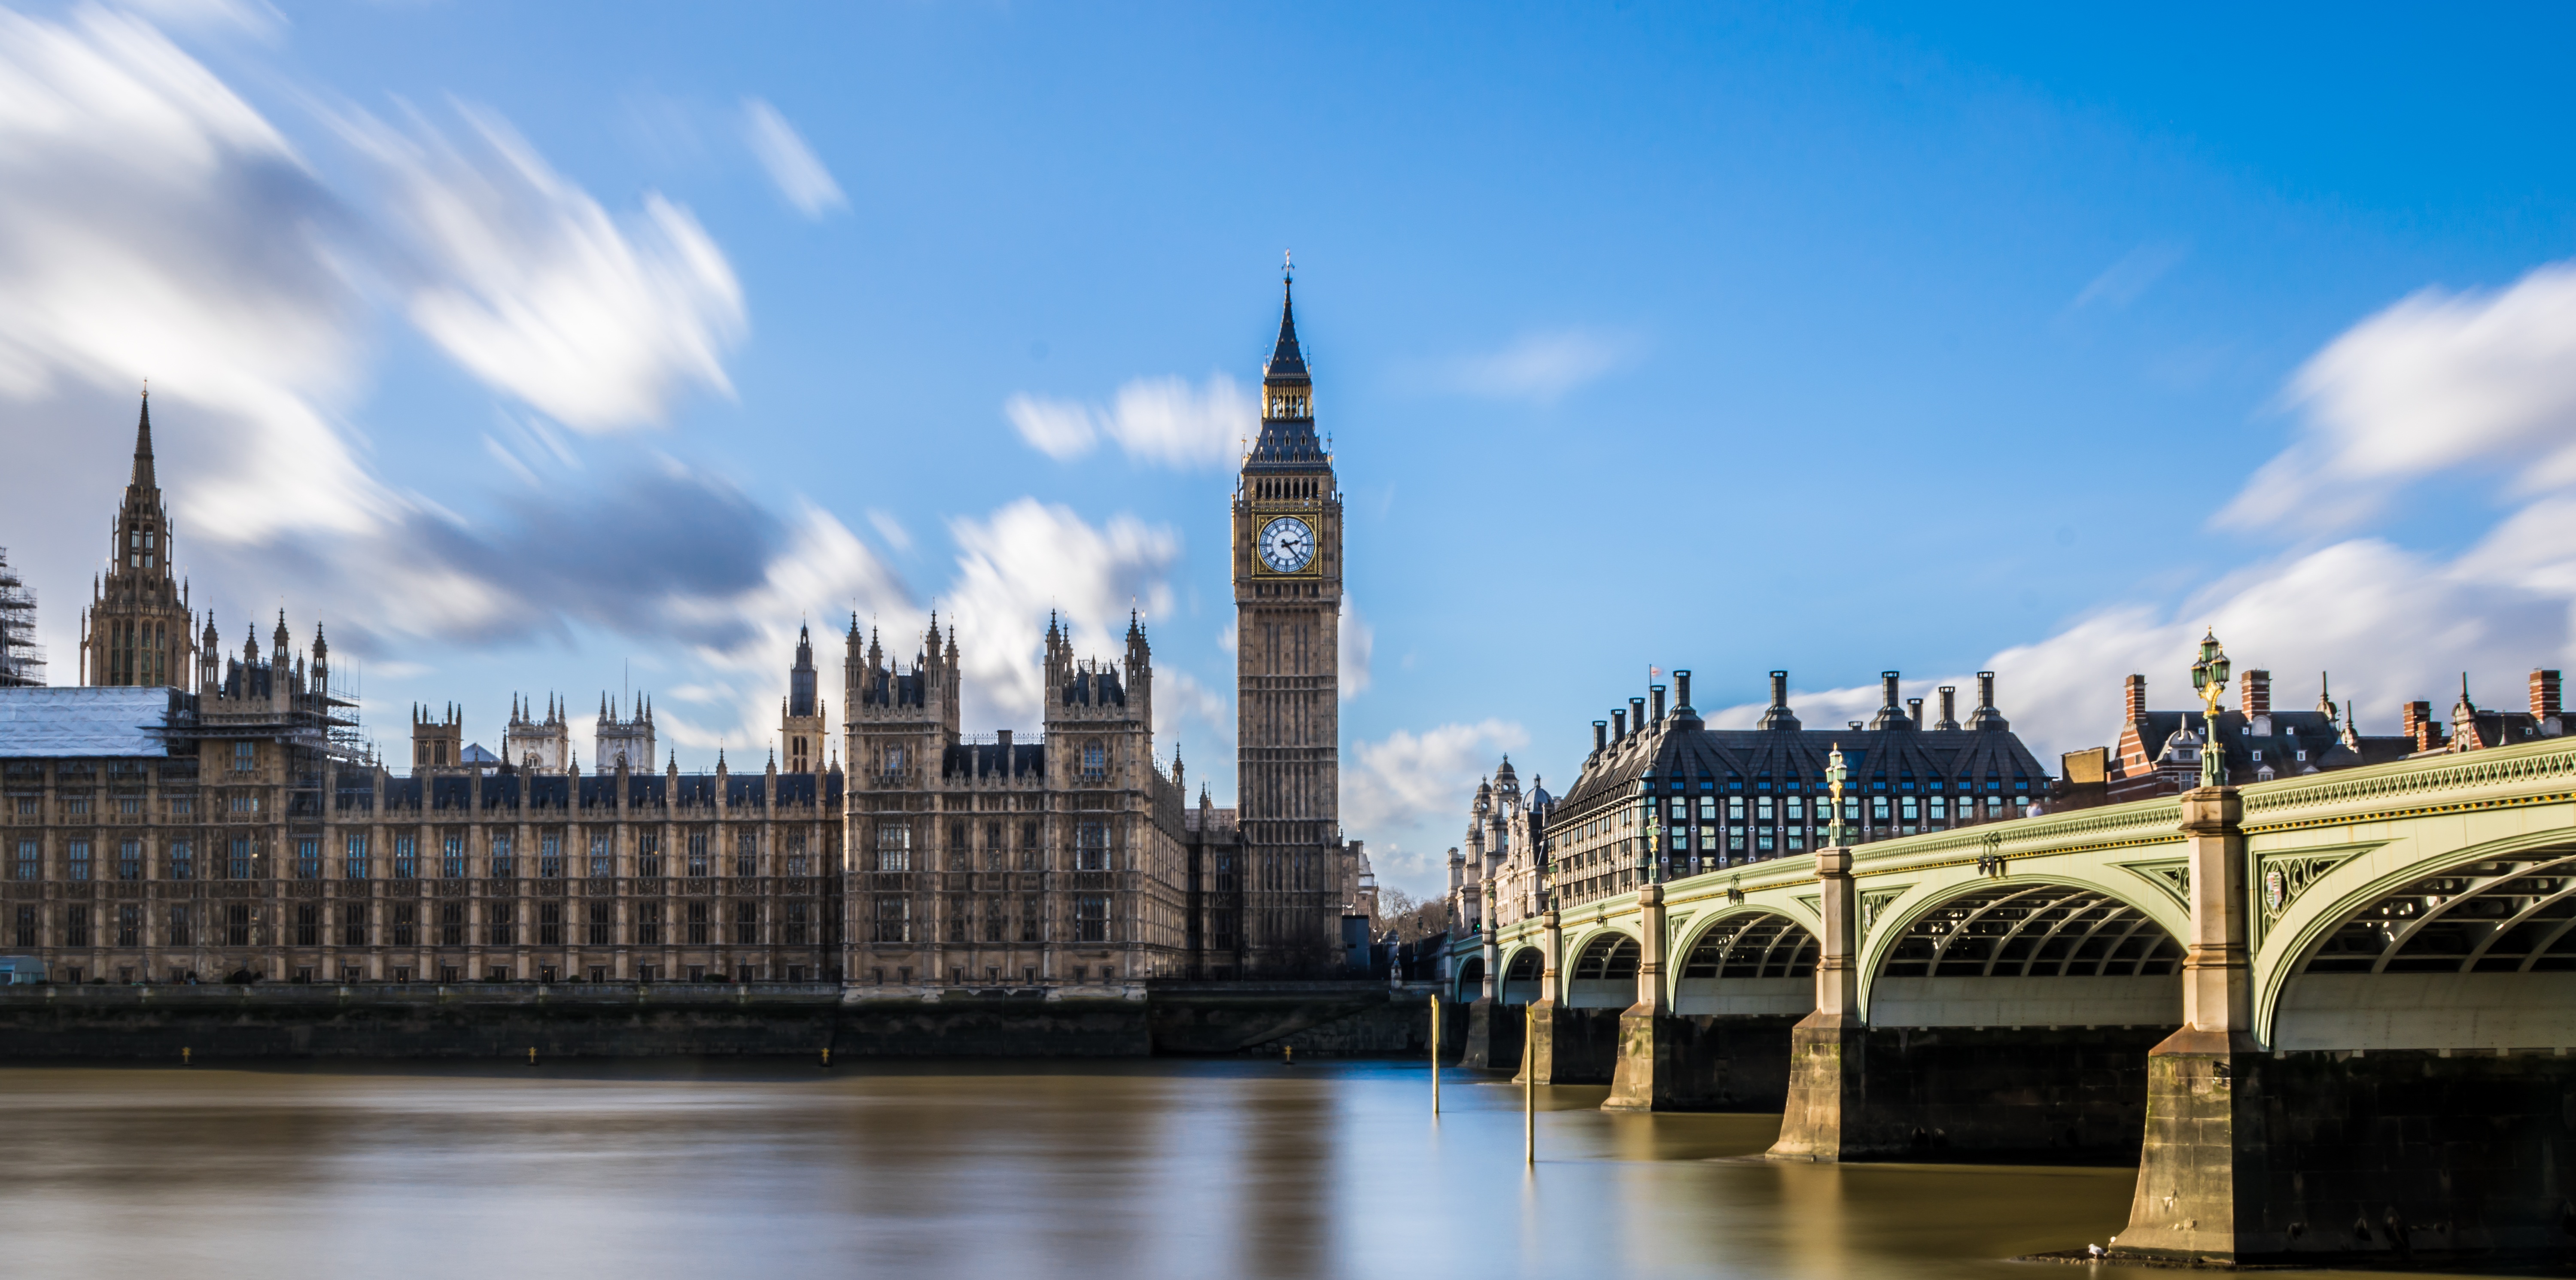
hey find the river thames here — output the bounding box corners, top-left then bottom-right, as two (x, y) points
(0, 1059), (2380, 1280)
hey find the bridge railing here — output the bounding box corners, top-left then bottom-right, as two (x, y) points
(1501, 738), (2576, 954)
(2236, 735), (2576, 831)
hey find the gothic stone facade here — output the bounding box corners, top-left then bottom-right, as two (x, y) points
(839, 614), (1195, 988)
(1, 284), (1374, 988)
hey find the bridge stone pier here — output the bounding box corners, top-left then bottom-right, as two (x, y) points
(1486, 739), (2576, 1268)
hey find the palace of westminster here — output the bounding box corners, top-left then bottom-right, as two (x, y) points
(0, 283), (1372, 987)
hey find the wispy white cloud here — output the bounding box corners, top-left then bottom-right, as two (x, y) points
(2071, 240), (2189, 312)
(943, 499), (1180, 727)
(1006, 374), (1254, 467)
(1343, 719), (1528, 841)
(1153, 667), (1227, 749)
(1430, 329), (1639, 403)
(0, 4), (380, 548)
(653, 503), (914, 756)
(344, 101), (746, 432)
(866, 508), (912, 552)
(2222, 259), (2576, 532)
(740, 97), (845, 219)
(1338, 594), (1371, 700)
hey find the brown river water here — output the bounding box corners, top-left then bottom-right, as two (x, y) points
(0, 1060), (2427, 1280)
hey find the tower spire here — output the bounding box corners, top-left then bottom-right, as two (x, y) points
(131, 383), (156, 491)
(1266, 263), (1307, 380)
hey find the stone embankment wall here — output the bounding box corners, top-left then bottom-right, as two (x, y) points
(0, 983), (1437, 1060)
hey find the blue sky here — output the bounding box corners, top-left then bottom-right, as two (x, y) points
(4, 2), (2576, 896)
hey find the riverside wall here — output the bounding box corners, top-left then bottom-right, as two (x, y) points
(0, 982), (1439, 1060)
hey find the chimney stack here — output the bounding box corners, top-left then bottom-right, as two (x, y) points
(1870, 671), (1908, 730)
(1970, 672), (2008, 731)
(2123, 674), (2147, 724)
(1760, 670), (1801, 731)
(1593, 720), (1609, 753)
(1629, 696), (1647, 736)
(2531, 669), (2561, 720)
(2403, 701), (2439, 752)
(1673, 670), (1693, 713)
(2241, 669), (2271, 718)
(1649, 684), (1666, 727)
(1937, 686), (1959, 730)
(1907, 696), (1924, 727)
(1612, 709), (1627, 743)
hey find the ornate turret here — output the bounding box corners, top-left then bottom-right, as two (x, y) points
(81, 388), (196, 687)
(782, 622), (827, 773)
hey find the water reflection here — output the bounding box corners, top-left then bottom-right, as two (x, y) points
(0, 1061), (2384, 1280)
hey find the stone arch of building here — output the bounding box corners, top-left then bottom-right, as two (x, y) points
(1563, 927), (1640, 1009)
(1668, 906), (1816, 1018)
(2261, 832), (2576, 1050)
(1499, 945), (1543, 1006)
(1857, 876), (2185, 1029)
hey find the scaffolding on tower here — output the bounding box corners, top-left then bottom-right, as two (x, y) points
(0, 546), (44, 688)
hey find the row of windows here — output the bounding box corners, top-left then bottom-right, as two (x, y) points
(7, 795), (189, 817)
(871, 820), (1114, 873)
(14, 899), (821, 950)
(12, 830), (818, 882)
(866, 894), (1113, 944)
(873, 743), (1111, 778)
(1654, 794), (2021, 823)
(1644, 775), (2031, 794)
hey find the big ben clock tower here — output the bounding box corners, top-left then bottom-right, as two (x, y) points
(1232, 264), (1347, 974)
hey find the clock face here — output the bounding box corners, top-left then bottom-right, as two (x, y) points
(1258, 516), (1314, 573)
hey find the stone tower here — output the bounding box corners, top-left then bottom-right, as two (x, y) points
(81, 390), (195, 687)
(411, 702), (463, 772)
(1231, 270), (1346, 973)
(782, 623), (827, 773)
(594, 694), (654, 772)
(504, 694), (570, 772)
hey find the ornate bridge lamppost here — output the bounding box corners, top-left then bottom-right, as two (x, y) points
(1640, 775), (1664, 885)
(1825, 744), (1850, 848)
(2189, 630), (2232, 791)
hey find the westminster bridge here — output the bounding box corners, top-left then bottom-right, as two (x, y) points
(1460, 736), (2576, 1268)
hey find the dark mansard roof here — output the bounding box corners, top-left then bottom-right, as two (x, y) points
(1557, 720), (2053, 818)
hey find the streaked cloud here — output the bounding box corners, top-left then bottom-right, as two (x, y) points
(346, 103), (747, 432)
(1006, 374), (1255, 467)
(741, 97), (845, 219)
(2071, 240), (2189, 312)
(1339, 594), (1371, 701)
(2223, 259), (2576, 532)
(1431, 328), (1639, 403)
(943, 498), (1180, 726)
(1343, 718), (1530, 842)
(0, 4), (379, 546)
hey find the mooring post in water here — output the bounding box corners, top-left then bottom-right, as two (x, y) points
(1431, 993), (1441, 1114)
(1524, 1003), (1536, 1164)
